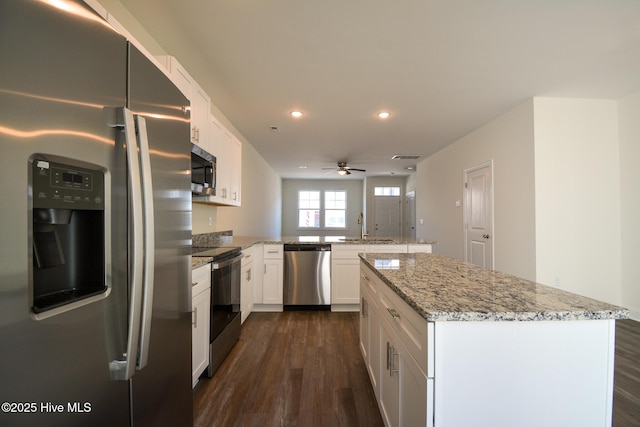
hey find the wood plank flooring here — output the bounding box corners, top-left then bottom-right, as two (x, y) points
(613, 319), (640, 426)
(193, 311), (384, 427)
(195, 313), (640, 427)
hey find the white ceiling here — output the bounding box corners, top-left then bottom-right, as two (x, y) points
(120, 0), (640, 179)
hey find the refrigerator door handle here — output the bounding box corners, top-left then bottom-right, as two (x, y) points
(135, 115), (155, 370)
(109, 108), (144, 381)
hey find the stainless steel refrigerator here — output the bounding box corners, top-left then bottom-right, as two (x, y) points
(0, 1), (193, 425)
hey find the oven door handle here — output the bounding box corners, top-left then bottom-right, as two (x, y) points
(211, 253), (244, 270)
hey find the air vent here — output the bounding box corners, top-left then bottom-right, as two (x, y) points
(391, 154), (421, 160)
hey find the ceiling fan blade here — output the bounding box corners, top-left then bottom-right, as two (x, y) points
(346, 168), (366, 172)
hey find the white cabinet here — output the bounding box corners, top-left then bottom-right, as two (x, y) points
(407, 244), (432, 253)
(332, 245), (367, 307)
(331, 243), (430, 311)
(154, 55), (192, 100)
(240, 247), (255, 323)
(359, 268), (380, 398)
(228, 135), (242, 205)
(155, 56), (212, 153)
(361, 262), (432, 427)
(190, 81), (211, 151)
(379, 320), (429, 427)
(199, 114), (242, 207)
(191, 264), (211, 387)
(253, 244), (283, 311)
(215, 128), (242, 206)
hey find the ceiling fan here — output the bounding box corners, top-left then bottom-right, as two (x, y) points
(322, 161), (367, 176)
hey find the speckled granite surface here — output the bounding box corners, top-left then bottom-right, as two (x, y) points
(360, 253), (629, 322)
(192, 232), (437, 250)
(191, 256), (212, 269)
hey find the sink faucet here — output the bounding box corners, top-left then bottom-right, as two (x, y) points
(358, 212), (368, 240)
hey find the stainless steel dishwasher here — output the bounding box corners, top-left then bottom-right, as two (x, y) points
(283, 243), (331, 307)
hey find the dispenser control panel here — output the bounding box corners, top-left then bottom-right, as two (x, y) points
(32, 159), (104, 210)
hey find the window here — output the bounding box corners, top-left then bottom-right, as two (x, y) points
(297, 190), (347, 229)
(374, 186), (400, 196)
(298, 191), (320, 228)
(324, 191), (346, 228)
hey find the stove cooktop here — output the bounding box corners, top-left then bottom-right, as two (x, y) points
(192, 246), (241, 261)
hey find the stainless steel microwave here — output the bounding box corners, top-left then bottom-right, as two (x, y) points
(191, 144), (216, 196)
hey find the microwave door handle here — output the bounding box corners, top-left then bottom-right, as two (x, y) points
(109, 107), (144, 381)
(135, 115), (155, 370)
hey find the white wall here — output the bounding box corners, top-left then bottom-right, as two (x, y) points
(100, 0), (282, 238)
(533, 98), (621, 305)
(281, 179), (364, 237)
(213, 142), (282, 236)
(618, 92), (640, 318)
(416, 100), (537, 280)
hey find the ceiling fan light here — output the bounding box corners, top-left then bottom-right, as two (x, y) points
(338, 169), (347, 176)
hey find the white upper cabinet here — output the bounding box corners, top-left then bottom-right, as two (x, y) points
(204, 115), (242, 207)
(155, 55), (192, 100)
(155, 55), (212, 153)
(190, 81), (211, 152)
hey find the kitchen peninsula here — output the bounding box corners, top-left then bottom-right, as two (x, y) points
(359, 252), (629, 427)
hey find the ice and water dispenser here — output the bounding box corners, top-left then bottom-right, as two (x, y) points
(31, 158), (107, 315)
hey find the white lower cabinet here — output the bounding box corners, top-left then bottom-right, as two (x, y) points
(361, 262), (432, 427)
(332, 244), (431, 311)
(191, 264), (211, 387)
(253, 244), (283, 311)
(240, 248), (255, 323)
(359, 272), (380, 398)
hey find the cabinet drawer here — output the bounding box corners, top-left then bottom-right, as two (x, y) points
(192, 264), (211, 297)
(332, 244), (368, 259)
(379, 279), (428, 375)
(360, 264), (380, 301)
(263, 244), (283, 259)
(407, 244), (432, 253)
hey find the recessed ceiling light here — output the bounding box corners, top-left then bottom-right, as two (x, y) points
(377, 111), (391, 119)
(290, 111), (303, 118)
(298, 166), (307, 169)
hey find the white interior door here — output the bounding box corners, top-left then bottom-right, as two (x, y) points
(374, 195), (401, 237)
(464, 163), (493, 268)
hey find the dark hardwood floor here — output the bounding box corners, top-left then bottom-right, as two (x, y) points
(194, 313), (640, 427)
(613, 319), (640, 427)
(193, 311), (384, 427)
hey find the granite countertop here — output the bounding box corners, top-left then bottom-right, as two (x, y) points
(195, 235), (437, 250)
(360, 252), (629, 322)
(191, 232), (436, 269)
(192, 256), (213, 269)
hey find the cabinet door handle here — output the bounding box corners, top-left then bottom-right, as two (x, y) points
(246, 269), (252, 281)
(386, 341), (391, 371)
(390, 345), (399, 374)
(386, 307), (401, 321)
(192, 307), (197, 327)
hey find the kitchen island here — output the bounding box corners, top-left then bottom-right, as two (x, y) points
(359, 252), (628, 427)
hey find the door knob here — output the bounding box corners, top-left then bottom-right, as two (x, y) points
(483, 234), (490, 239)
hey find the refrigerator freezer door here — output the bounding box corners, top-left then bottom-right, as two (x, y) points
(0, 1), (130, 426)
(127, 45), (193, 426)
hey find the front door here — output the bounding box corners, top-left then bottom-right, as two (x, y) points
(464, 163), (493, 268)
(374, 195), (401, 238)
